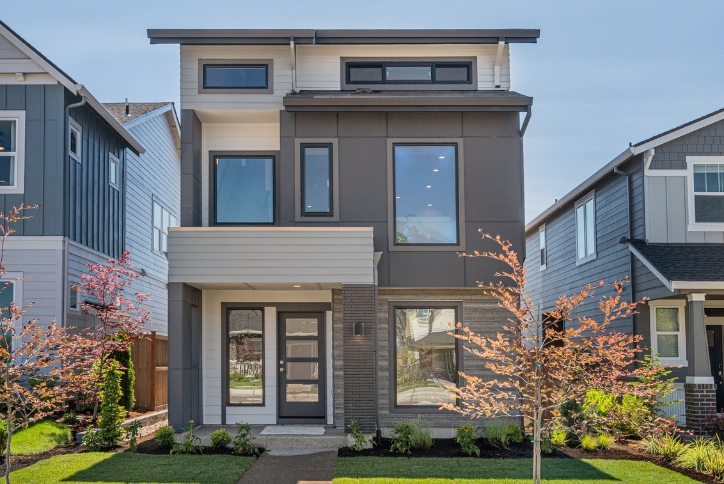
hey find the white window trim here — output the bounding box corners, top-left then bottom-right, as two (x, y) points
(109, 153), (119, 189)
(68, 278), (80, 311)
(152, 198), (177, 254)
(69, 117), (81, 162)
(687, 155), (724, 231)
(574, 190), (596, 265)
(0, 111), (25, 194)
(0, 272), (23, 319)
(539, 224), (547, 271)
(649, 300), (687, 367)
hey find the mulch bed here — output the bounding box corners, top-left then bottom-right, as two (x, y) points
(338, 438), (718, 484)
(134, 433), (263, 456)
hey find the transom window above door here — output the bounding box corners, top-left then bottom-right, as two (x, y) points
(214, 155), (275, 225)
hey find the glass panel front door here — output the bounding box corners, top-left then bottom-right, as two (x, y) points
(278, 313), (325, 420)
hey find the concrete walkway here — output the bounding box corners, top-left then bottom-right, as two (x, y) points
(237, 449), (337, 484)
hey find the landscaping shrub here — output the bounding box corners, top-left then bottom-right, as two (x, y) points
(154, 426), (175, 448)
(348, 420), (367, 452)
(210, 428), (232, 450)
(646, 433), (687, 461)
(410, 419), (433, 450)
(456, 423), (479, 457)
(82, 427), (102, 452)
(596, 434), (613, 450)
(110, 342), (136, 412)
(507, 423), (523, 444)
(675, 438), (715, 471)
(540, 437), (555, 454)
(550, 428), (568, 447)
(171, 420), (201, 454)
(390, 420), (433, 454)
(704, 445), (724, 480)
(706, 413), (724, 438)
(484, 422), (522, 449)
(580, 435), (598, 451)
(0, 424), (7, 452)
(127, 420), (142, 453)
(97, 361), (126, 447)
(62, 411), (78, 425)
(232, 422), (258, 456)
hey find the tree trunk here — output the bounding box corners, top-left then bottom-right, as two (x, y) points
(5, 411), (11, 484)
(532, 412), (542, 484)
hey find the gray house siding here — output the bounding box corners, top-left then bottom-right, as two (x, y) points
(124, 112), (180, 334)
(0, 84), (65, 236)
(180, 110), (202, 227)
(66, 93), (126, 259)
(649, 120), (724, 170)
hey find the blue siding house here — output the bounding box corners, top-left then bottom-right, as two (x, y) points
(525, 107), (724, 432)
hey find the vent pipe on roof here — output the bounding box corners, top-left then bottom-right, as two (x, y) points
(124, 98), (129, 117)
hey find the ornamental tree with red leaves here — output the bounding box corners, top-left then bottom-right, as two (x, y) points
(74, 250), (150, 418)
(440, 232), (676, 484)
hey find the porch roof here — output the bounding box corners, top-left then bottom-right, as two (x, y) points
(629, 240), (724, 291)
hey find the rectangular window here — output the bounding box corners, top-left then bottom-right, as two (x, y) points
(394, 307), (458, 407)
(204, 65), (268, 89)
(650, 303), (686, 365)
(539, 224), (547, 270)
(301, 144), (333, 217)
(0, 118), (18, 187)
(228, 309), (264, 405)
(0, 282), (13, 320)
(394, 144), (458, 245)
(693, 163), (724, 223)
(346, 61), (472, 86)
(109, 154), (119, 188)
(69, 282), (78, 310)
(69, 121), (81, 162)
(575, 193), (596, 262)
(153, 201), (177, 253)
(214, 156), (275, 224)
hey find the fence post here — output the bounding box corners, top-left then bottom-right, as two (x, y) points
(150, 331), (157, 410)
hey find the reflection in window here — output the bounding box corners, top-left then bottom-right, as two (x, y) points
(693, 164), (724, 223)
(203, 65), (268, 89)
(0, 282), (13, 320)
(395, 307), (457, 406)
(301, 145), (332, 216)
(215, 156), (274, 224)
(0, 119), (17, 187)
(153, 202), (178, 252)
(228, 309), (263, 405)
(394, 145), (458, 244)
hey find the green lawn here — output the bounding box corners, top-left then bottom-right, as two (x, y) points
(334, 457), (700, 484)
(11, 420), (71, 455)
(10, 453), (256, 484)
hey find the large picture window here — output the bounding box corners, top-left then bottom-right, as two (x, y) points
(393, 144), (458, 245)
(228, 309), (264, 405)
(301, 144), (333, 217)
(394, 306), (458, 407)
(214, 155), (275, 224)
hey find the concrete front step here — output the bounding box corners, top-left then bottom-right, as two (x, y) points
(192, 425), (348, 450)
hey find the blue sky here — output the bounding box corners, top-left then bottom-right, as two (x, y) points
(4, 1), (724, 222)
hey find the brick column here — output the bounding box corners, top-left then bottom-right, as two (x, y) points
(686, 293), (715, 433)
(685, 384), (717, 434)
(342, 284), (376, 432)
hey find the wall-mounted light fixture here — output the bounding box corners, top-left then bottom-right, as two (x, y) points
(353, 321), (365, 337)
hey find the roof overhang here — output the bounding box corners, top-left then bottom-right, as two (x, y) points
(148, 28), (540, 45)
(628, 242), (724, 292)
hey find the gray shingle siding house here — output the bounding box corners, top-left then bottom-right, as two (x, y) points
(149, 28), (539, 433)
(525, 107), (724, 432)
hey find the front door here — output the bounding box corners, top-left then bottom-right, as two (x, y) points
(707, 325), (724, 412)
(278, 312), (326, 421)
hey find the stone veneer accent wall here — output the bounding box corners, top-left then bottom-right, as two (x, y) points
(685, 383), (717, 434)
(377, 288), (512, 432)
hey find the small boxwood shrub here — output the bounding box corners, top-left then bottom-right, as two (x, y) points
(456, 424), (479, 457)
(210, 428), (232, 449)
(155, 426), (176, 448)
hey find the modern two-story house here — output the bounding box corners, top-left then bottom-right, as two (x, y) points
(524, 108), (724, 432)
(149, 28), (539, 434)
(0, 21), (181, 339)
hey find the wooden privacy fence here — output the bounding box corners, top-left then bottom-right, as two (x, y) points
(132, 331), (168, 411)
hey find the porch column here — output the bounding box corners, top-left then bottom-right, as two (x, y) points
(685, 293), (716, 433)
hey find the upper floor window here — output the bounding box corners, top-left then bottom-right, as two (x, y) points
(692, 162), (724, 223)
(301, 144), (333, 217)
(539, 224), (547, 270)
(214, 155), (275, 225)
(69, 118), (81, 162)
(198, 60), (273, 94)
(0, 111), (25, 193)
(393, 144), (459, 245)
(109, 154), (119, 189)
(153, 201), (178, 253)
(342, 58), (476, 91)
(575, 191), (596, 263)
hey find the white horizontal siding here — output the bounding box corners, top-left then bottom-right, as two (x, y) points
(167, 227), (375, 285)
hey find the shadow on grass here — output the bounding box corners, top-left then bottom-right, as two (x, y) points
(335, 457), (620, 481)
(61, 453), (255, 484)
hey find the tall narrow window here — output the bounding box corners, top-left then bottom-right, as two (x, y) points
(228, 309), (264, 405)
(215, 156), (275, 224)
(0, 282), (13, 320)
(394, 307), (457, 407)
(0, 118), (18, 187)
(69, 122), (81, 162)
(539, 224), (547, 270)
(575, 193), (596, 262)
(650, 303), (686, 365)
(301, 144), (333, 217)
(109, 154), (119, 189)
(153, 201), (178, 253)
(394, 144), (458, 245)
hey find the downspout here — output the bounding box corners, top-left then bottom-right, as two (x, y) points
(373, 252), (382, 444)
(290, 37), (297, 93)
(613, 164), (634, 334)
(520, 105), (532, 137)
(63, 93), (86, 328)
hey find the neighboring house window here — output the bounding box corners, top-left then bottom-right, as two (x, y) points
(214, 155), (275, 224)
(69, 119), (81, 162)
(0, 281), (14, 320)
(0, 111), (25, 193)
(650, 301), (686, 366)
(393, 144), (458, 245)
(346, 61), (473, 85)
(301, 144), (333, 217)
(109, 154), (119, 189)
(153, 201), (178, 253)
(227, 308), (264, 405)
(575, 191), (596, 263)
(539, 224), (547, 270)
(692, 162), (724, 223)
(393, 306), (458, 407)
(198, 59), (273, 94)
(69, 282), (78, 310)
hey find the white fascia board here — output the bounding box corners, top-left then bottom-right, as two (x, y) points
(671, 281), (724, 290)
(121, 103), (173, 130)
(633, 110), (724, 155)
(628, 244), (673, 292)
(77, 86), (145, 155)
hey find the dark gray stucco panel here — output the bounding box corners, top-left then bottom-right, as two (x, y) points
(180, 110), (202, 227)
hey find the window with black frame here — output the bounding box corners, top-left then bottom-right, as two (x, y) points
(394, 144), (459, 245)
(394, 307), (457, 407)
(228, 309), (264, 405)
(346, 61), (472, 85)
(215, 156), (275, 224)
(203, 64), (268, 89)
(301, 144), (333, 217)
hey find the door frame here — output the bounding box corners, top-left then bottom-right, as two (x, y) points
(277, 311), (327, 424)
